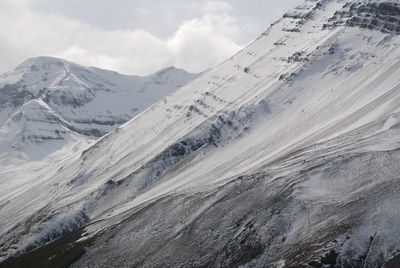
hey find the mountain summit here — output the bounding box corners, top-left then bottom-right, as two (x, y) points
(1, 1), (400, 267)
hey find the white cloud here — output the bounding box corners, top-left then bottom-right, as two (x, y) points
(167, 14), (242, 72)
(0, 0), (245, 75)
(200, 1), (234, 14)
(0, 0), (304, 75)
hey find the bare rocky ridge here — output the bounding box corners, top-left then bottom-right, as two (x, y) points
(324, 1), (400, 33)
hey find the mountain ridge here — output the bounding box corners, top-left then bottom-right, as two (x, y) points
(0, 56), (197, 162)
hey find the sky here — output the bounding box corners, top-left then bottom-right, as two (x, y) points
(0, 0), (303, 75)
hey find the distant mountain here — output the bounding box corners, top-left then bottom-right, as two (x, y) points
(0, 57), (197, 162)
(2, 1), (400, 268)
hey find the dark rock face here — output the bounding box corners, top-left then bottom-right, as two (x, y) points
(324, 2), (400, 34)
(0, 84), (35, 108)
(384, 254), (400, 268)
(42, 89), (94, 108)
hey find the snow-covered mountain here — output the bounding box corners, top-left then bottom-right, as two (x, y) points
(0, 57), (197, 162)
(2, 0), (400, 267)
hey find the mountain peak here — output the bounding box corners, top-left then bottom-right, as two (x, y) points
(0, 57), (198, 162)
(15, 56), (69, 72)
(153, 66), (194, 77)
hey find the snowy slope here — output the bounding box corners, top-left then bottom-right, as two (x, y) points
(2, 0), (400, 267)
(0, 57), (197, 162)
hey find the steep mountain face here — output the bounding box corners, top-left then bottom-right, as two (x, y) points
(2, 0), (400, 267)
(0, 57), (197, 162)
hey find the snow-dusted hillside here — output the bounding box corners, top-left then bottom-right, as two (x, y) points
(1, 0), (400, 267)
(0, 57), (197, 162)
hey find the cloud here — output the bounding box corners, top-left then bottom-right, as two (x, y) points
(0, 0), (306, 75)
(200, 1), (234, 14)
(167, 14), (242, 72)
(0, 0), (246, 75)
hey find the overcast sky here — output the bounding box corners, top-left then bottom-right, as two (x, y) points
(0, 0), (303, 75)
